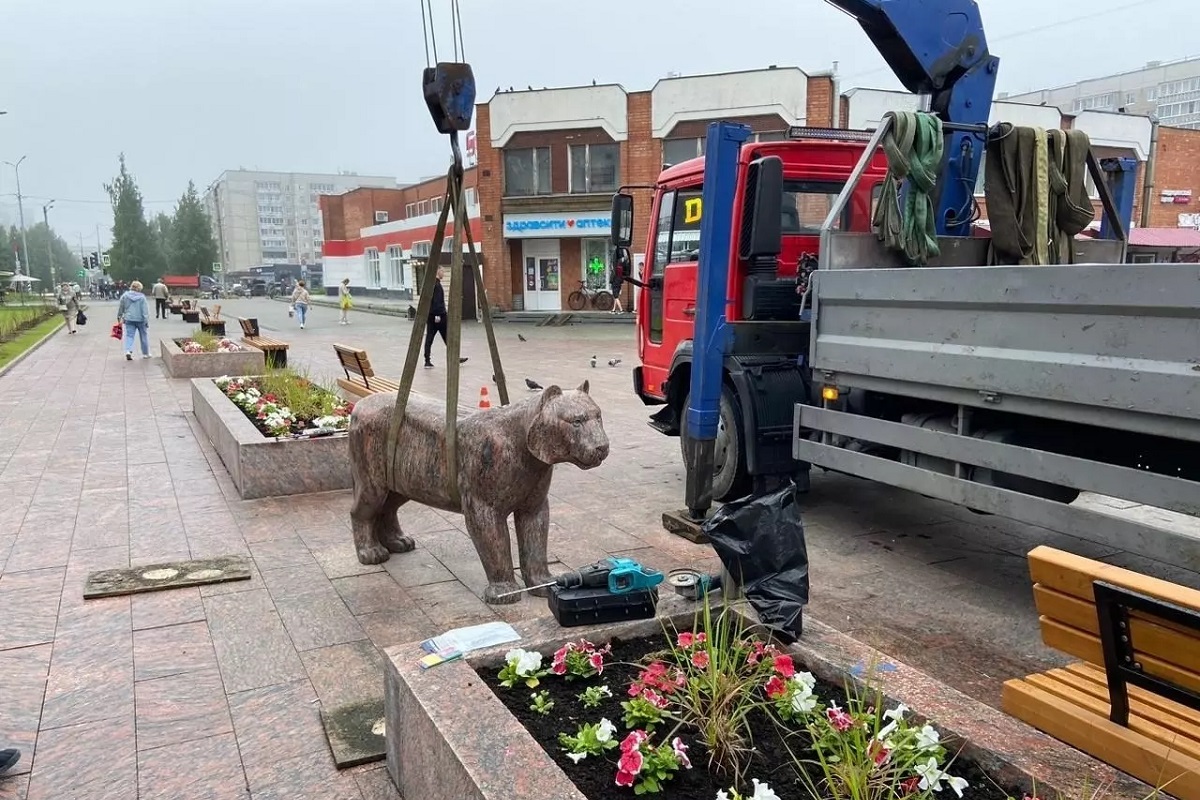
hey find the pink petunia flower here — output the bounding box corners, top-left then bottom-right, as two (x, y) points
(827, 706), (854, 732)
(691, 650), (710, 669)
(618, 747), (644, 776)
(588, 652), (605, 674)
(764, 675), (788, 700)
(615, 770), (636, 788)
(671, 737), (692, 769)
(773, 654), (796, 678)
(677, 632), (694, 648)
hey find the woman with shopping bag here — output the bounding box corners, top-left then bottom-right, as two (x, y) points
(338, 278), (353, 325)
(55, 282), (80, 335)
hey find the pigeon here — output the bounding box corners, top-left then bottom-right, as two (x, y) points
(608, 358), (622, 367)
(525, 377), (543, 391)
(517, 333), (527, 342)
(590, 355), (597, 368)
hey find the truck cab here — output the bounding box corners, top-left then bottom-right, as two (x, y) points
(625, 130), (889, 499)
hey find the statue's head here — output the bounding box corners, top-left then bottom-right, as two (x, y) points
(525, 381), (610, 469)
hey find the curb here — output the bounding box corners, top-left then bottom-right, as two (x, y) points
(269, 296), (636, 325)
(0, 317), (66, 380)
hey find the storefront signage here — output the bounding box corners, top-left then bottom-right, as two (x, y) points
(503, 212), (611, 238)
(1179, 213), (1200, 229)
(1161, 189), (1192, 205)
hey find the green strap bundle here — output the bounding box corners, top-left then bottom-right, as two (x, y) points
(872, 111), (945, 267)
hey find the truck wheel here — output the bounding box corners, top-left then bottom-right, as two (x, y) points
(679, 386), (751, 502)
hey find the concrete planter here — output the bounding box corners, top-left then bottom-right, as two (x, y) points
(161, 338), (264, 379)
(383, 604), (1153, 800)
(190, 377), (351, 500)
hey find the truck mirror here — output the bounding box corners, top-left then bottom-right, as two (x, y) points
(740, 156), (783, 260)
(611, 193), (634, 248)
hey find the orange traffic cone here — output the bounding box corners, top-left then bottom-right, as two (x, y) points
(478, 386), (492, 410)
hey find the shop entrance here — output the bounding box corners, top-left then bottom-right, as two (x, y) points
(521, 239), (561, 311)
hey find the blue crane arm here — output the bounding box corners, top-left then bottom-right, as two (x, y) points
(825, 0), (1000, 235)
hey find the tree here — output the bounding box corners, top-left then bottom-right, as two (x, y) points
(152, 212), (173, 269)
(170, 181), (219, 276)
(20, 223), (79, 285)
(105, 153), (163, 282)
(0, 227), (14, 274)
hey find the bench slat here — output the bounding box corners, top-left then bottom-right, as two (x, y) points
(1034, 585), (1200, 673)
(1002, 678), (1200, 799)
(1040, 617), (1200, 695)
(1040, 666), (1200, 748)
(1028, 545), (1200, 612)
(1065, 663), (1200, 728)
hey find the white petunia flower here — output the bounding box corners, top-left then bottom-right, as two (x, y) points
(947, 775), (969, 798)
(750, 779), (781, 800)
(566, 752), (586, 764)
(916, 724), (941, 751)
(596, 718), (616, 743)
(916, 757), (945, 792)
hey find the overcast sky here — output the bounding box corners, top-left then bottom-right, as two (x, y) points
(0, 0), (1192, 251)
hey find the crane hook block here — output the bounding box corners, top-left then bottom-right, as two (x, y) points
(423, 63), (477, 134)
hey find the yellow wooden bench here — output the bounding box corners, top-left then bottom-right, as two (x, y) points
(333, 344), (399, 399)
(1002, 546), (1200, 798)
(199, 306), (226, 336)
(238, 318), (289, 368)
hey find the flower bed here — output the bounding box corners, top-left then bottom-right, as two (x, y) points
(478, 609), (1025, 800)
(191, 375), (353, 499)
(214, 374), (353, 438)
(178, 336), (245, 354)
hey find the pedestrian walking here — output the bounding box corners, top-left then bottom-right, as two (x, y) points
(423, 266), (468, 369)
(338, 278), (353, 325)
(609, 261), (625, 314)
(118, 280), (152, 360)
(291, 281), (311, 329)
(151, 278), (170, 319)
(55, 282), (80, 335)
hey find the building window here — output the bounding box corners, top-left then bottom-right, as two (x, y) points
(466, 187), (477, 206)
(663, 138), (703, 166)
(569, 143), (620, 194)
(405, 203), (417, 218)
(366, 247), (381, 287)
(411, 241), (432, 259)
(417, 199), (430, 216)
(582, 238), (609, 289)
(386, 245), (405, 287)
(431, 196), (444, 214)
(503, 147), (552, 196)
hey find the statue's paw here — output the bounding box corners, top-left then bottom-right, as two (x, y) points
(484, 582), (523, 605)
(381, 533), (415, 554)
(356, 543), (391, 565)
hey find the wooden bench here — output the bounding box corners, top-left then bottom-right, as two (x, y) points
(333, 345), (399, 398)
(181, 300), (200, 323)
(199, 306), (226, 336)
(1002, 546), (1200, 798)
(169, 301), (184, 316)
(238, 318), (289, 368)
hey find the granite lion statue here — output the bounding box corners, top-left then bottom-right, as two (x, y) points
(348, 380), (610, 604)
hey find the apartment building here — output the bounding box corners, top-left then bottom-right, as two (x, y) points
(203, 169), (397, 273)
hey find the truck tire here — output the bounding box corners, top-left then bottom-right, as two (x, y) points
(679, 386), (751, 502)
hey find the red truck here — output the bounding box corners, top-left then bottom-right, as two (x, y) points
(629, 129), (889, 501)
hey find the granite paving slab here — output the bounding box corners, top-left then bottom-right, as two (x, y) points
(83, 555), (251, 598)
(320, 699), (387, 769)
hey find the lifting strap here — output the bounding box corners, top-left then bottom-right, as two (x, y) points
(872, 111), (945, 267)
(384, 161), (510, 506)
(985, 124), (1095, 265)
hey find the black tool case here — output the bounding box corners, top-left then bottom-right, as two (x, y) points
(549, 585), (659, 627)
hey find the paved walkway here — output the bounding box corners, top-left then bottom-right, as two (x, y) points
(0, 298), (1196, 799)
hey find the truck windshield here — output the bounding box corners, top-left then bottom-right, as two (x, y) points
(658, 180), (848, 266)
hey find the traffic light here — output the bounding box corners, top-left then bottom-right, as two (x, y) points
(81, 255), (88, 268)
(89, 252), (98, 268)
(77, 270), (85, 279)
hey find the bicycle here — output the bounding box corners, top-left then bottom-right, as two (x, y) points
(567, 280), (614, 312)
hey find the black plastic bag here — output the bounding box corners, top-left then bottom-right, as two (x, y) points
(76, 310), (87, 326)
(703, 481), (809, 643)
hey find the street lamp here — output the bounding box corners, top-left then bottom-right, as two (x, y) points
(2, 156), (29, 276)
(42, 200), (55, 284)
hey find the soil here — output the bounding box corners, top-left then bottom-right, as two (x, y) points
(478, 634), (1022, 800)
